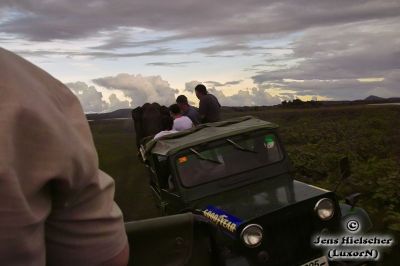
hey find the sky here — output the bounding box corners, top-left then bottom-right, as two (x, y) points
(1, 0), (399, 112)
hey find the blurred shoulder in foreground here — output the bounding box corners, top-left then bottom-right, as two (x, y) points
(0, 47), (129, 266)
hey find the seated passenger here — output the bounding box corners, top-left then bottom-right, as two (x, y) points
(169, 104), (193, 131)
(176, 95), (200, 125)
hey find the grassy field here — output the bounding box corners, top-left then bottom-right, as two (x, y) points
(89, 104), (400, 264)
(90, 118), (161, 221)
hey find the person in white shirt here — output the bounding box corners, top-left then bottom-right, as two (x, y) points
(169, 104), (193, 131)
(153, 111), (178, 140)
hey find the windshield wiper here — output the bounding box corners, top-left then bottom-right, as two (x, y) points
(226, 139), (257, 153)
(189, 148), (222, 164)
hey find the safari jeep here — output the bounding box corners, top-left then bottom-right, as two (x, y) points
(132, 116), (372, 266)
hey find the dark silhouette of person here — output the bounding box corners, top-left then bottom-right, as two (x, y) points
(194, 84), (221, 123)
(176, 95), (200, 125)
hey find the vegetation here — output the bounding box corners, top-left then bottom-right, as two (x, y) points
(281, 98), (322, 108)
(90, 104), (400, 264)
(90, 118), (160, 221)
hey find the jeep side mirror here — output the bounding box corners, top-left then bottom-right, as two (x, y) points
(345, 193), (362, 209)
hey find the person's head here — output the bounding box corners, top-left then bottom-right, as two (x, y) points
(169, 103), (181, 118)
(194, 84), (207, 100)
(176, 95), (190, 111)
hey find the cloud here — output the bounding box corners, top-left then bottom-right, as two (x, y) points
(224, 80), (243, 86)
(2, 0), (399, 44)
(146, 61), (197, 67)
(205, 54), (237, 58)
(208, 87), (281, 106)
(184, 80), (280, 106)
(252, 18), (400, 99)
(279, 79), (384, 100)
(108, 93), (130, 110)
(184, 80), (243, 92)
(92, 33), (184, 50)
(204, 81), (223, 87)
(204, 80), (242, 87)
(2, 1), (399, 101)
(196, 43), (264, 55)
(277, 92), (297, 101)
(184, 80), (202, 92)
(375, 69), (400, 98)
(93, 73), (179, 107)
(250, 86), (282, 106)
(13, 47), (174, 59)
(66, 81), (108, 113)
(67, 77), (177, 112)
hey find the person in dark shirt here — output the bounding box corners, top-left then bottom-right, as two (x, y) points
(195, 84), (221, 123)
(176, 95), (200, 125)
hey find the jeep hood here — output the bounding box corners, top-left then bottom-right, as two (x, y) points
(192, 175), (330, 223)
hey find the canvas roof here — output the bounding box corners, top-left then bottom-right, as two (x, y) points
(142, 116), (278, 157)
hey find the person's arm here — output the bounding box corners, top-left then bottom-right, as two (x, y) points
(198, 99), (207, 123)
(190, 107), (201, 125)
(46, 170), (129, 266)
(44, 93), (129, 266)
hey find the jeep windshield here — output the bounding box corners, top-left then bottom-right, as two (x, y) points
(175, 130), (283, 187)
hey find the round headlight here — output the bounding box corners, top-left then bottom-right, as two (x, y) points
(240, 224), (263, 248)
(314, 198), (335, 221)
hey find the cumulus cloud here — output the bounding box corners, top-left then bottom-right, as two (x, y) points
(93, 73), (178, 107)
(185, 80), (202, 92)
(208, 87), (281, 106)
(184, 80), (243, 93)
(184, 79), (281, 106)
(66, 81), (108, 113)
(67, 77), (177, 112)
(108, 93), (130, 110)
